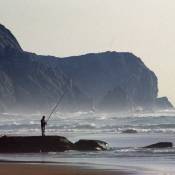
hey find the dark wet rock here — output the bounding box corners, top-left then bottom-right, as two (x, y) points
(74, 139), (108, 151)
(143, 142), (173, 149)
(0, 136), (109, 153)
(0, 136), (74, 153)
(122, 129), (138, 134)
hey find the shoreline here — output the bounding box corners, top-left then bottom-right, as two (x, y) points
(0, 160), (159, 175)
(0, 162), (136, 175)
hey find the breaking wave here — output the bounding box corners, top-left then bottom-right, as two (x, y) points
(0, 110), (175, 135)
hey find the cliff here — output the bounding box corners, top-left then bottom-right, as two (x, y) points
(0, 24), (173, 112)
(155, 97), (174, 110)
(54, 52), (159, 111)
(0, 24), (22, 52)
(0, 24), (91, 112)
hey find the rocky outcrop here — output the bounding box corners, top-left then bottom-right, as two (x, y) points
(74, 139), (108, 151)
(143, 142), (173, 149)
(154, 97), (174, 110)
(122, 129), (137, 134)
(0, 136), (108, 153)
(0, 136), (74, 153)
(0, 24), (22, 52)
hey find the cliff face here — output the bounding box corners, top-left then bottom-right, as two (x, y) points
(54, 52), (158, 111)
(0, 24), (172, 113)
(0, 24), (22, 52)
(0, 25), (91, 112)
(31, 51), (159, 111)
(155, 97), (174, 110)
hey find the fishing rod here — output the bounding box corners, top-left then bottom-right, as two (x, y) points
(46, 81), (71, 123)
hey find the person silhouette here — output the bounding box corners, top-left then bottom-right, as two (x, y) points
(41, 116), (47, 136)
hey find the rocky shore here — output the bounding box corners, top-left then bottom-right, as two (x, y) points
(0, 136), (108, 153)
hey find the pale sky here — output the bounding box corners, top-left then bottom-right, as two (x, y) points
(0, 0), (175, 104)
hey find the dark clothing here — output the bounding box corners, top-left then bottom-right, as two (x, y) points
(41, 117), (47, 136)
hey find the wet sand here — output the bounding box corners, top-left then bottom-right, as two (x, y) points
(0, 163), (135, 175)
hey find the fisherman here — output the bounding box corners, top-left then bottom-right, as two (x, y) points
(41, 116), (47, 136)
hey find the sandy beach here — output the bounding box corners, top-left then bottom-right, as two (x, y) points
(0, 163), (135, 175)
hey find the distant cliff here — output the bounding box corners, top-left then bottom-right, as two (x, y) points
(30, 52), (173, 112)
(0, 24), (91, 113)
(155, 97), (174, 110)
(0, 24), (173, 113)
(54, 52), (159, 111)
(0, 24), (22, 52)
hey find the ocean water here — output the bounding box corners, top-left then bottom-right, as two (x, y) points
(0, 110), (175, 174)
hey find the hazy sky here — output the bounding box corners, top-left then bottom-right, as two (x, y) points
(0, 0), (175, 104)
